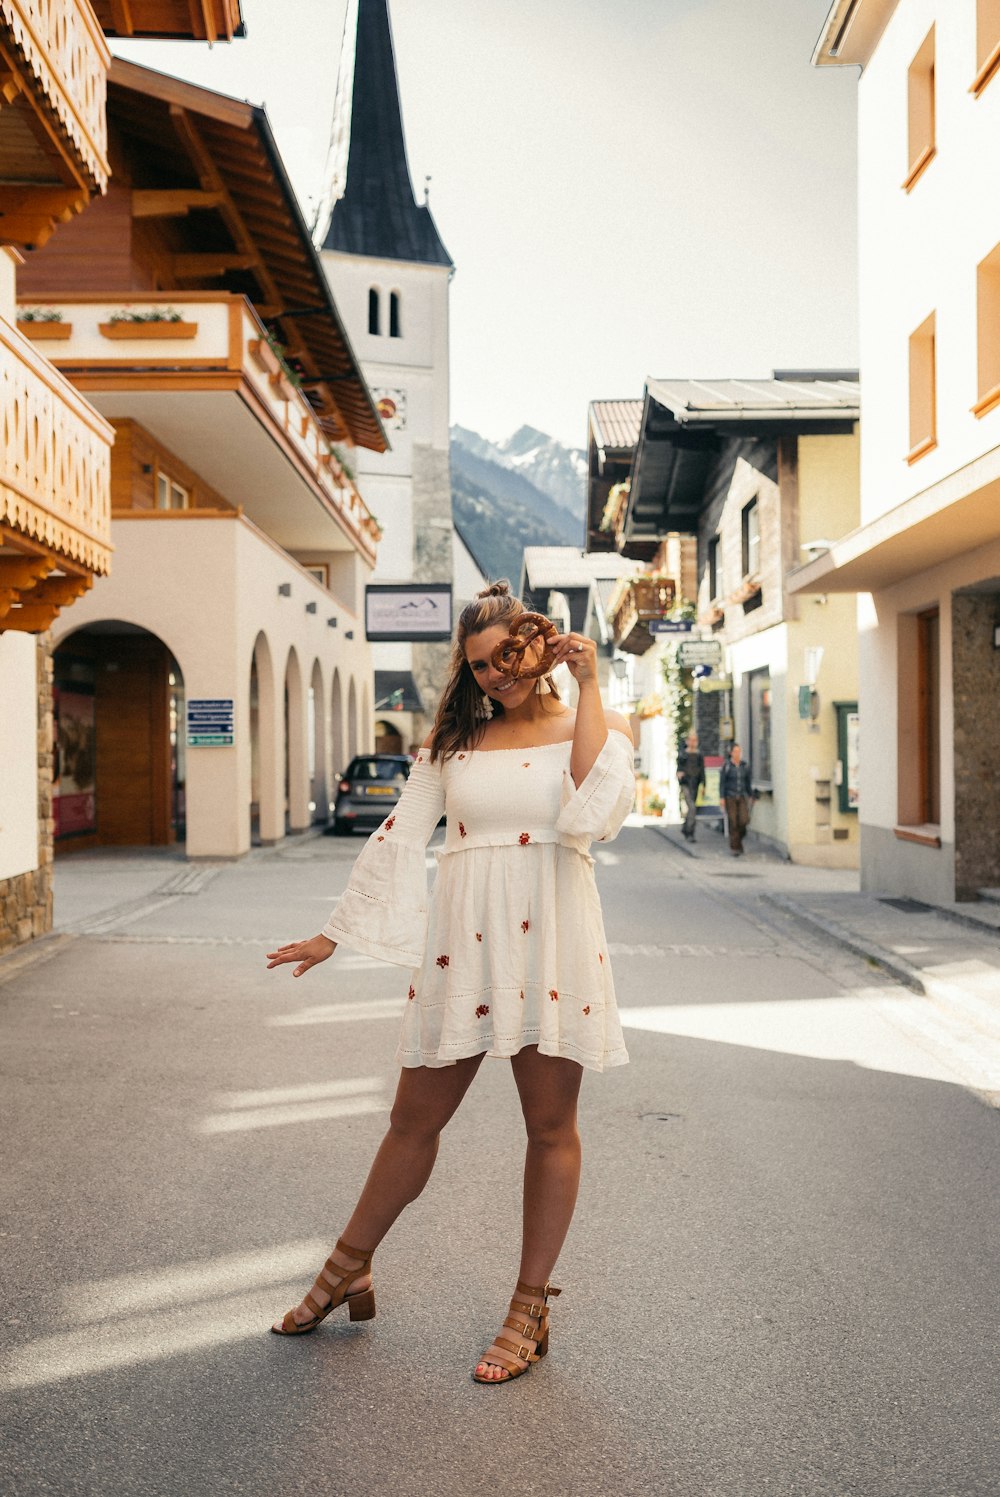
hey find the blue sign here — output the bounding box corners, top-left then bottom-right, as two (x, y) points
(187, 698), (234, 747)
(648, 619), (694, 635)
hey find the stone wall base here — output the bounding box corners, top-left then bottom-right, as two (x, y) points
(0, 635), (53, 955)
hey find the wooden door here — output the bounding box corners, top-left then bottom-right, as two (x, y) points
(95, 636), (171, 844)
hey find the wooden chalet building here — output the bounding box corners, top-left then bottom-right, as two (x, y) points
(13, 59), (387, 862)
(0, 4), (244, 950)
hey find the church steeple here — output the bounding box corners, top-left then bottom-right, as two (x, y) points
(321, 0), (452, 268)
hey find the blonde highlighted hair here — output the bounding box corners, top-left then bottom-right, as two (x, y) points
(427, 580), (560, 762)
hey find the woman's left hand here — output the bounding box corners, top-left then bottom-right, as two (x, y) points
(550, 631), (598, 684)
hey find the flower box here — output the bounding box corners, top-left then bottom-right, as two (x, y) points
(248, 337), (282, 377)
(99, 320), (198, 340)
(17, 320), (73, 340)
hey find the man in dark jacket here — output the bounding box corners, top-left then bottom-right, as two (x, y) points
(676, 732), (706, 841)
(719, 743), (755, 855)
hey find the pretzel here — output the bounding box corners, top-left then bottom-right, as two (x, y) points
(490, 612), (559, 680)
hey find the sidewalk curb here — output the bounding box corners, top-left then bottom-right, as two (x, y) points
(762, 892), (924, 993)
(764, 892), (1000, 1045)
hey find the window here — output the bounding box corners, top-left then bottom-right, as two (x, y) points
(908, 311), (937, 463)
(974, 243), (1000, 417)
(707, 535), (720, 600)
(156, 472), (189, 510)
(974, 0), (1000, 94)
(917, 608), (940, 824)
(304, 563), (329, 588)
(741, 499), (760, 578)
(905, 26), (936, 191)
(748, 669), (772, 788)
(389, 290), (401, 338)
(368, 287), (381, 336)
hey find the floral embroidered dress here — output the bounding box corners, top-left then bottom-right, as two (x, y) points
(321, 730), (634, 1073)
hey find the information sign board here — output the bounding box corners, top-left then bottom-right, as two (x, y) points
(648, 619), (694, 636)
(677, 639), (723, 669)
(187, 698), (234, 747)
(365, 584), (453, 642)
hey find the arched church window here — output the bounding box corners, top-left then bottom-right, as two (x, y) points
(389, 290), (402, 338)
(368, 287), (381, 336)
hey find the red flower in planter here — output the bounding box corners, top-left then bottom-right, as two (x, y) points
(459, 822), (467, 838)
(475, 1003), (489, 1018)
(436, 954), (450, 968)
(521, 920), (530, 934)
(407, 985), (416, 1000)
(549, 989), (559, 1002)
(519, 832), (531, 845)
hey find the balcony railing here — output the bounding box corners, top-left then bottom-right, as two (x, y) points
(0, 312), (113, 630)
(0, 0), (110, 192)
(607, 574), (676, 655)
(18, 292), (382, 561)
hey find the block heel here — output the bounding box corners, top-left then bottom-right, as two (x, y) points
(348, 1287), (376, 1322)
(472, 1280), (560, 1384)
(271, 1237), (375, 1336)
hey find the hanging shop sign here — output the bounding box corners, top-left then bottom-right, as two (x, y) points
(187, 698), (234, 747)
(677, 639), (723, 669)
(648, 619), (694, 635)
(365, 583), (453, 642)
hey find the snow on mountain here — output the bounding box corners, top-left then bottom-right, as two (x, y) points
(451, 424), (586, 522)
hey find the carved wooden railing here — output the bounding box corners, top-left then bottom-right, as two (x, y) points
(0, 314), (112, 630)
(607, 574), (676, 655)
(0, 0), (110, 192)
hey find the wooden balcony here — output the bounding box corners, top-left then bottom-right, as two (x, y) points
(0, 0), (111, 247)
(91, 0), (244, 40)
(607, 574), (676, 655)
(24, 292), (382, 562)
(0, 310), (113, 632)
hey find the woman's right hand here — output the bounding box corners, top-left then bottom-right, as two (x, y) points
(266, 933), (336, 977)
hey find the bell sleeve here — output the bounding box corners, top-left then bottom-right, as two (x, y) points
(555, 728), (636, 844)
(321, 753), (445, 967)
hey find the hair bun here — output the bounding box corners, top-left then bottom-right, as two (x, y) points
(476, 579), (511, 599)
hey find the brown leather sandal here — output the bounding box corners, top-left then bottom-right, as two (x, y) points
(270, 1237), (375, 1336)
(472, 1279), (561, 1384)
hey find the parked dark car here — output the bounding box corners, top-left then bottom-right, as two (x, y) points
(326, 754), (413, 835)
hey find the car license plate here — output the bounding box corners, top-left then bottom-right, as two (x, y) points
(366, 786), (395, 795)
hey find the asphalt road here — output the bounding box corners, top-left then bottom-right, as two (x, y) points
(2, 827), (998, 1497)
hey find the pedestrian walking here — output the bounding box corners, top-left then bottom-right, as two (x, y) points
(677, 730), (705, 840)
(266, 581), (634, 1384)
(719, 742), (755, 855)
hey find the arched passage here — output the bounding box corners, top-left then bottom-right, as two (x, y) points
(330, 668), (345, 781)
(309, 657), (327, 824)
(347, 677), (358, 763)
(374, 717), (404, 754)
(52, 621), (185, 848)
(251, 631), (280, 844)
(284, 647), (309, 833)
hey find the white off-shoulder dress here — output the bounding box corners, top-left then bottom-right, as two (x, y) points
(322, 729), (635, 1073)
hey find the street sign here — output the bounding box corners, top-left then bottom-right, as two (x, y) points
(187, 698), (234, 747)
(648, 619), (694, 635)
(677, 639), (723, 669)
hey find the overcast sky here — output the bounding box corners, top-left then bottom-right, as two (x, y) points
(114, 0), (859, 451)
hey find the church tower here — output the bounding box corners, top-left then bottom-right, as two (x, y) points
(319, 0), (455, 750)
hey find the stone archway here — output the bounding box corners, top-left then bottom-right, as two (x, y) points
(53, 621), (184, 848)
(284, 646), (309, 833)
(310, 657), (328, 824)
(331, 667), (345, 779)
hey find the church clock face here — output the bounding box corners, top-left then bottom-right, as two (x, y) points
(373, 387), (407, 430)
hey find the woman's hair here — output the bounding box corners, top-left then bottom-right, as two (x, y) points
(427, 579), (560, 762)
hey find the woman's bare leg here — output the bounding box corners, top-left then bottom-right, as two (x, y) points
(274, 1053), (484, 1330)
(474, 1046), (583, 1379)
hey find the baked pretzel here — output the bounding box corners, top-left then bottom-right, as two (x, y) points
(491, 612), (559, 680)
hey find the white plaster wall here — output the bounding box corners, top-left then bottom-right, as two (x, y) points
(0, 633), (39, 880)
(730, 625), (790, 849)
(52, 517), (373, 857)
(858, 0), (1000, 522)
(856, 533), (1000, 839)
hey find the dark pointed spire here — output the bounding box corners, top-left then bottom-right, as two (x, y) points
(322, 0), (452, 267)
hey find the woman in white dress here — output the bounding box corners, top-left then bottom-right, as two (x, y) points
(266, 581), (634, 1383)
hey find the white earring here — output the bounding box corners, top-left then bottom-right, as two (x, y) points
(481, 692), (494, 720)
